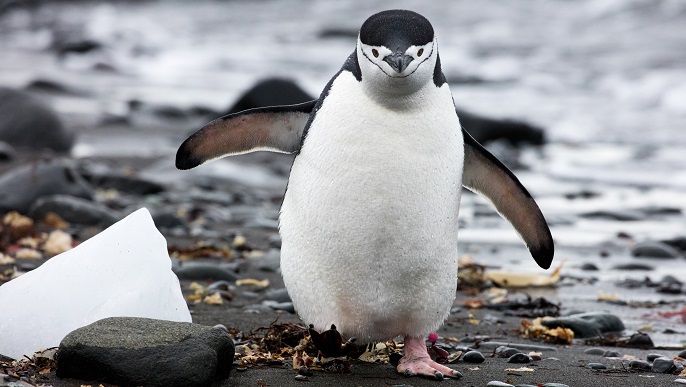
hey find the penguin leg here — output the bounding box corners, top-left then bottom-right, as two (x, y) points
(397, 336), (462, 379)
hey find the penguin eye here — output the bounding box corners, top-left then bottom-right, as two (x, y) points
(417, 48), (424, 57)
(372, 49), (379, 58)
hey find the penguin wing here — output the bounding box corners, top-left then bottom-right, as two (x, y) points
(461, 128), (554, 269)
(176, 101), (316, 170)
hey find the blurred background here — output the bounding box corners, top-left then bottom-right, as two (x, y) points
(1, 0), (685, 344)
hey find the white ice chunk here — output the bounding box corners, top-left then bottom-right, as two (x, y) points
(0, 208), (191, 360)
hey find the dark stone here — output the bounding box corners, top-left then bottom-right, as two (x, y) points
(0, 141), (16, 161)
(660, 275), (683, 285)
(318, 28), (358, 39)
(0, 159), (93, 214)
(225, 78), (313, 115)
(495, 346), (521, 358)
(647, 353), (665, 362)
(89, 174), (165, 195)
(662, 237), (686, 252)
(0, 87), (74, 152)
(581, 210), (644, 221)
(631, 241), (683, 259)
(56, 317), (234, 387)
(583, 347), (605, 355)
(586, 362), (607, 370)
(612, 263), (654, 271)
(29, 195), (118, 226)
(602, 350), (620, 357)
(173, 262), (239, 282)
(541, 312), (625, 338)
(462, 350), (485, 363)
(651, 357), (676, 373)
(263, 300), (296, 313)
(580, 262), (599, 271)
(25, 79), (88, 97)
(54, 39), (102, 56)
(457, 108), (545, 146)
(628, 359), (651, 370)
(153, 211), (186, 230)
(625, 332), (654, 348)
(658, 282), (683, 294)
(506, 353), (531, 364)
(678, 349), (686, 358)
(226, 79), (545, 147)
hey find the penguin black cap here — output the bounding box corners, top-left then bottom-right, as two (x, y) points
(359, 10), (434, 51)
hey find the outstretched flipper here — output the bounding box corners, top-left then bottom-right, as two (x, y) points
(176, 100), (316, 170)
(462, 128), (554, 269)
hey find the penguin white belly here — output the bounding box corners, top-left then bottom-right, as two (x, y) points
(280, 72), (463, 341)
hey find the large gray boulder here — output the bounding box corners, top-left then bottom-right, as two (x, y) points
(56, 317), (234, 387)
(0, 87), (74, 152)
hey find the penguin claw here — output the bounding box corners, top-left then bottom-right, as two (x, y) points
(404, 369), (415, 377)
(433, 371), (444, 380)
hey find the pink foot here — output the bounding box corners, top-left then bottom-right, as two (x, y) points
(397, 336), (463, 379)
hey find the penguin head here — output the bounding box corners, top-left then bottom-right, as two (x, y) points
(356, 10), (437, 96)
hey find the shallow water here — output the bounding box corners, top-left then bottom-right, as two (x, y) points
(1, 0), (685, 346)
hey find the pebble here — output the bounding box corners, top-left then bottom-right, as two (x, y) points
(495, 346), (521, 358)
(586, 362), (607, 370)
(580, 262), (599, 271)
(612, 263), (654, 271)
(628, 359), (651, 370)
(602, 350), (620, 357)
(542, 384), (569, 387)
(506, 353), (531, 364)
(462, 350), (485, 363)
(651, 357), (676, 373)
(528, 351), (542, 361)
(675, 379), (686, 385)
(294, 374), (308, 381)
(262, 300), (296, 313)
(298, 366), (313, 376)
(646, 353), (666, 362)
(172, 263), (239, 282)
(486, 382), (514, 387)
(583, 347), (605, 356)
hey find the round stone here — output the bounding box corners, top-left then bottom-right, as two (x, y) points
(629, 359), (651, 370)
(495, 346), (521, 358)
(583, 347), (605, 356)
(462, 350), (485, 363)
(507, 353), (532, 364)
(651, 357), (676, 374)
(487, 382), (514, 387)
(602, 350), (621, 357)
(586, 362), (607, 370)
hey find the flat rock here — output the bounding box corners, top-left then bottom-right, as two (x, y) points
(541, 312), (625, 338)
(462, 350), (485, 363)
(173, 262), (239, 282)
(56, 317), (233, 387)
(583, 347), (605, 355)
(0, 87), (74, 152)
(651, 357), (676, 373)
(0, 159), (94, 214)
(29, 194), (118, 226)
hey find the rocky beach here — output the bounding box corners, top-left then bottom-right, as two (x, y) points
(1, 1), (686, 386)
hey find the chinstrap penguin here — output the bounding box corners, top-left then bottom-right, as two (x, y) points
(176, 9), (554, 379)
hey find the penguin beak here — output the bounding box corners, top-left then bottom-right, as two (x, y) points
(383, 52), (414, 74)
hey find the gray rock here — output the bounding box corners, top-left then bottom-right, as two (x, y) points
(603, 350), (621, 357)
(626, 332), (654, 348)
(256, 248), (281, 272)
(651, 357), (676, 373)
(495, 346), (521, 358)
(541, 312), (625, 338)
(580, 262), (599, 271)
(0, 159), (93, 214)
(462, 350), (485, 363)
(542, 384), (570, 387)
(678, 349), (686, 358)
(487, 382), (514, 387)
(586, 362), (607, 370)
(506, 353), (531, 364)
(56, 317), (233, 387)
(0, 141), (16, 161)
(29, 194), (118, 226)
(262, 300), (296, 313)
(647, 353), (666, 362)
(675, 379), (686, 385)
(628, 359), (651, 370)
(264, 287), (292, 303)
(583, 347), (605, 355)
(631, 240), (683, 259)
(0, 87), (74, 152)
(173, 262), (239, 282)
